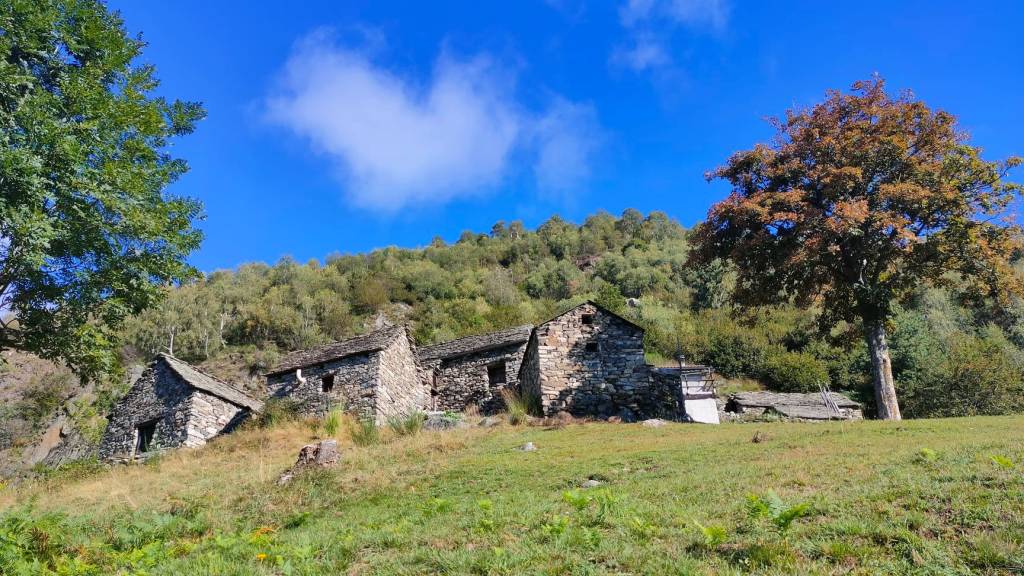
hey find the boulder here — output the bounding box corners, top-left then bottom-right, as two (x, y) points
(278, 439), (340, 485)
(518, 442), (537, 452)
(423, 411), (469, 431)
(641, 418), (668, 428)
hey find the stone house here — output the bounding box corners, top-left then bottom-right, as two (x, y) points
(417, 325), (533, 413)
(265, 325), (424, 423)
(518, 301), (678, 420)
(99, 354), (263, 462)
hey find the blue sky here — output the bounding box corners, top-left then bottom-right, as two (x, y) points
(108, 0), (1024, 272)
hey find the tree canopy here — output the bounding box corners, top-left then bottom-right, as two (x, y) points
(0, 0), (205, 380)
(691, 77), (1022, 419)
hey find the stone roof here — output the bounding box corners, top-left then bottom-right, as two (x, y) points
(727, 391), (861, 420)
(538, 300), (645, 332)
(418, 325), (533, 361)
(266, 324), (407, 376)
(158, 354), (263, 412)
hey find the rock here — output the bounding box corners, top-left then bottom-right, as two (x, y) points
(423, 411), (470, 431)
(606, 416), (622, 424)
(581, 479), (602, 488)
(641, 418), (668, 428)
(519, 442), (537, 452)
(626, 298), (641, 308)
(314, 439), (339, 465)
(278, 439), (340, 485)
(479, 416), (503, 428)
(751, 431), (769, 444)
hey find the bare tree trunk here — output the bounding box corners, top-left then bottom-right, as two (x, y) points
(866, 321), (902, 420)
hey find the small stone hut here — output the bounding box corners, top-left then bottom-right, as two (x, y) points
(99, 354), (263, 462)
(265, 325), (423, 423)
(417, 325), (533, 413)
(518, 301), (675, 419)
(724, 391), (863, 421)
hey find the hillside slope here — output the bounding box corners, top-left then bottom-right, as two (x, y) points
(2, 416), (1022, 574)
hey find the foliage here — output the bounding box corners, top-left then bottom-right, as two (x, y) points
(500, 388), (536, 425)
(349, 417), (379, 446)
(745, 490), (811, 534)
(252, 398), (300, 428)
(322, 409), (344, 437)
(692, 520), (729, 548)
(693, 76), (1023, 419)
(760, 351), (831, 392)
(387, 412), (426, 436)
(0, 0), (205, 379)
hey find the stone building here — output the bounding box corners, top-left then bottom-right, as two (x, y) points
(518, 301), (677, 420)
(265, 325), (424, 423)
(417, 325), (533, 413)
(99, 354), (263, 462)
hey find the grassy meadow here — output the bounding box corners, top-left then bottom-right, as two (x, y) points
(2, 415), (1023, 575)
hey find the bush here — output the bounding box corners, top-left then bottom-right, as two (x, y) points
(388, 412), (426, 436)
(349, 417), (380, 446)
(253, 398), (300, 428)
(760, 351), (830, 392)
(500, 388), (537, 425)
(684, 322), (778, 379)
(322, 409), (343, 436)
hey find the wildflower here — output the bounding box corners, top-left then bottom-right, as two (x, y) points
(256, 553), (268, 561)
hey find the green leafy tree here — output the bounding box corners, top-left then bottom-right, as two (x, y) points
(0, 0), (204, 379)
(691, 78), (1022, 419)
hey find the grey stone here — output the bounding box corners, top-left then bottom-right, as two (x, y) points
(99, 355), (260, 463)
(423, 411), (470, 430)
(266, 325), (425, 425)
(519, 442), (537, 452)
(641, 418), (668, 428)
(581, 479), (602, 488)
(479, 416), (503, 428)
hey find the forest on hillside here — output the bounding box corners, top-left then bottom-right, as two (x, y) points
(118, 209), (1024, 420)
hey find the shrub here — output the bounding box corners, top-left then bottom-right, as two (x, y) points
(349, 417), (380, 446)
(760, 351), (830, 392)
(388, 412), (426, 436)
(253, 398), (300, 428)
(500, 388), (536, 425)
(322, 409), (343, 437)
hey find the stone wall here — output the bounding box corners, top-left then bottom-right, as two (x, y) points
(184, 391), (250, 447)
(267, 329), (424, 423)
(521, 303), (674, 420)
(373, 332), (426, 423)
(267, 352), (380, 418)
(428, 342), (528, 414)
(99, 361), (195, 462)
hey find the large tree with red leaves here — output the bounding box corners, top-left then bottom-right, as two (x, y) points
(691, 77), (1022, 420)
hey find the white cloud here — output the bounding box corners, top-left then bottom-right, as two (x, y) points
(614, 0), (730, 73)
(622, 0), (730, 31)
(533, 99), (604, 193)
(266, 31), (602, 211)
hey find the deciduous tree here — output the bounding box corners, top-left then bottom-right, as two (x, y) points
(0, 0), (204, 379)
(691, 78), (1022, 419)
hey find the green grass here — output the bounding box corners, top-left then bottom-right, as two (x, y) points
(2, 416), (1024, 574)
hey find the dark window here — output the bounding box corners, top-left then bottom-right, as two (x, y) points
(585, 342), (599, 353)
(136, 420), (157, 454)
(581, 314), (595, 325)
(487, 362), (507, 386)
(321, 374), (335, 393)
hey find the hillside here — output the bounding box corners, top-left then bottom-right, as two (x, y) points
(2, 415), (1022, 574)
(2, 209), (1024, 478)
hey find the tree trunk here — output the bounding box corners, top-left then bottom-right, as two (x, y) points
(865, 321), (902, 420)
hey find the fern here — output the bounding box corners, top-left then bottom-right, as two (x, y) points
(746, 490), (810, 534)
